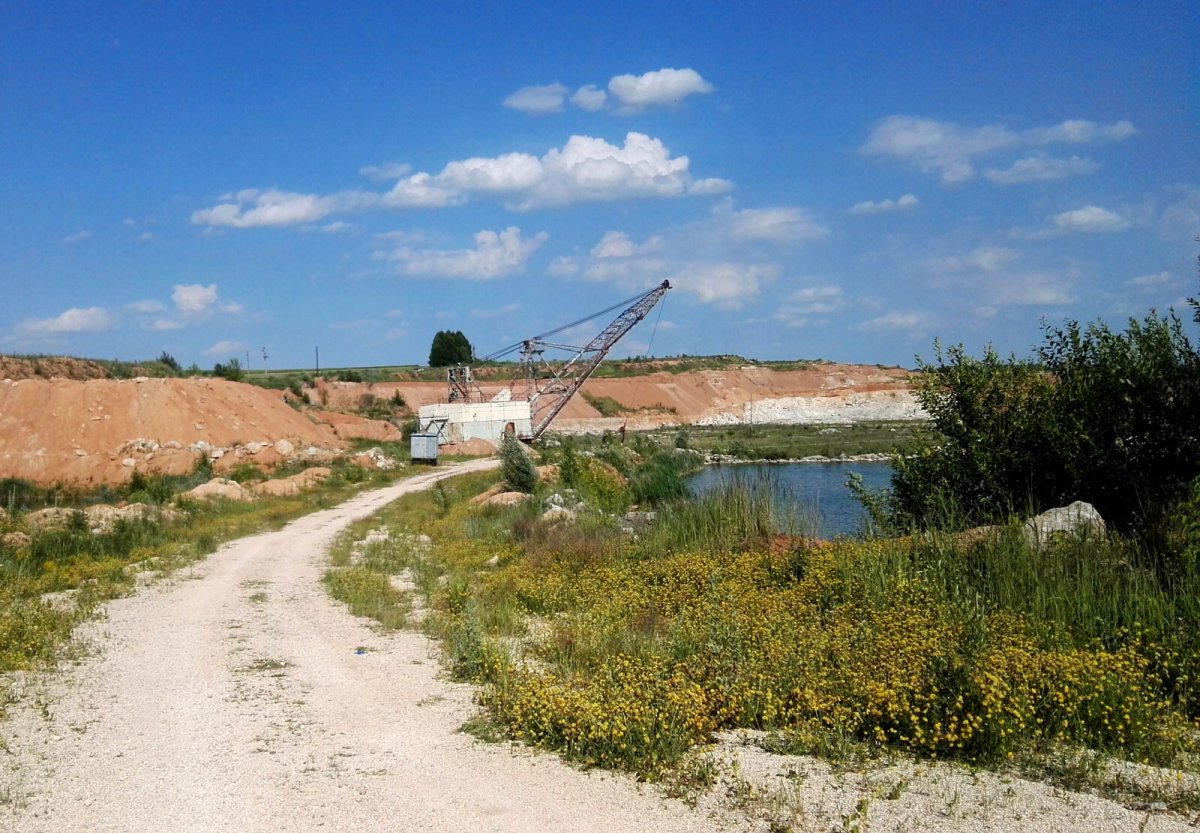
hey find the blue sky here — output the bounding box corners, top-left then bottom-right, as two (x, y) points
(2, 1), (1197, 370)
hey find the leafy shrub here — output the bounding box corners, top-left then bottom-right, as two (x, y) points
(500, 435), (537, 494)
(891, 311), (1200, 539)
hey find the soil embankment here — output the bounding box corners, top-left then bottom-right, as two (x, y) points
(0, 362), (919, 486)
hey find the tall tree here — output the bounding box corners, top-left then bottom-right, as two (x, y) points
(428, 330), (473, 367)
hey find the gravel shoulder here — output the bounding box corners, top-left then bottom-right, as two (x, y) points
(0, 460), (736, 833)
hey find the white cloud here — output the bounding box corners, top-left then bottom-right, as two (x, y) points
(688, 177), (735, 195)
(386, 226), (548, 279)
(1026, 119), (1136, 143)
(570, 85), (607, 111)
(359, 162), (412, 182)
(856, 310), (927, 334)
(590, 231), (662, 258)
(862, 116), (1017, 183)
(149, 319), (184, 331)
(1128, 270), (1173, 288)
(608, 68), (713, 111)
(62, 230), (93, 244)
(849, 193), (919, 215)
(1051, 205), (1129, 233)
(322, 221), (351, 233)
(547, 256), (580, 277)
(438, 152), (545, 192)
(381, 173), (459, 207)
(138, 231), (154, 241)
(503, 83), (567, 114)
(774, 285), (846, 327)
(19, 307), (114, 334)
(194, 132), (723, 224)
(727, 206), (829, 243)
(989, 273), (1076, 305)
(172, 283), (220, 313)
(985, 155), (1099, 185)
(191, 188), (350, 228)
(127, 299), (166, 314)
(204, 340), (245, 357)
(670, 262), (776, 307)
(862, 116), (1135, 184)
(930, 246), (1020, 274)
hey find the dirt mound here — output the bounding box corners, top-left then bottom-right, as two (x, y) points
(0, 377), (353, 486)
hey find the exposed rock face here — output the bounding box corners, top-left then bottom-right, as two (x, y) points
(1023, 501), (1106, 548)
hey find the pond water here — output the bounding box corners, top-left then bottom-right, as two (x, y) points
(686, 461), (893, 539)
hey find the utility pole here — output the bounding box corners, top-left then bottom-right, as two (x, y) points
(262, 347), (269, 374)
(315, 346), (320, 375)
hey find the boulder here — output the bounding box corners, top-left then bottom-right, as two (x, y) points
(274, 439), (296, 457)
(84, 504), (126, 533)
(541, 505), (576, 524)
(1023, 501), (1106, 549)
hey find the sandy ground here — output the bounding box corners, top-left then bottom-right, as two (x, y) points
(0, 460), (735, 833)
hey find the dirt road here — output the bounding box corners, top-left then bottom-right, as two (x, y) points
(0, 461), (733, 833)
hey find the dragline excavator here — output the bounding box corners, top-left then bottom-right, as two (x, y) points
(416, 280), (671, 445)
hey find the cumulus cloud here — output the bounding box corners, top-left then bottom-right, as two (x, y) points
(608, 68), (713, 111)
(862, 116), (1135, 184)
(849, 193), (919, 215)
(669, 262), (776, 307)
(19, 307), (115, 334)
(570, 85), (607, 111)
(172, 283), (220, 313)
(985, 155), (1099, 185)
(502, 83), (567, 114)
(194, 133), (723, 225)
(1051, 205), (1129, 233)
(62, 230), (93, 244)
(149, 319), (184, 331)
(385, 226), (548, 279)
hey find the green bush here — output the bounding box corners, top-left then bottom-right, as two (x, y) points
(891, 310), (1200, 542)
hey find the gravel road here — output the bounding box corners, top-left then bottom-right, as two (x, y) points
(0, 461), (734, 833)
